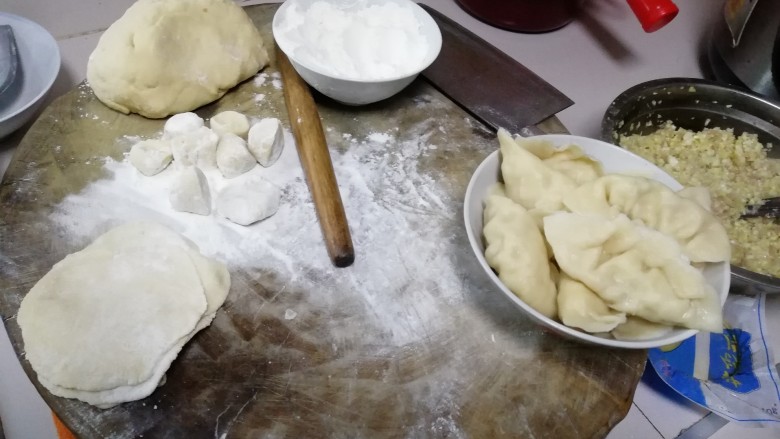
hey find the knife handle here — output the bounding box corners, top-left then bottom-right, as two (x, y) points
(277, 46), (355, 268)
(626, 0), (679, 33)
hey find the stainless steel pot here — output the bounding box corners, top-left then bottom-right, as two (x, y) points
(602, 77), (780, 295)
(708, 0), (780, 101)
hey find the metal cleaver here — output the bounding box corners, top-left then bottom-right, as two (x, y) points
(0, 25), (20, 98)
(420, 5), (573, 135)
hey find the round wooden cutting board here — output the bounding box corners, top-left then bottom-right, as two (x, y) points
(0, 4), (646, 438)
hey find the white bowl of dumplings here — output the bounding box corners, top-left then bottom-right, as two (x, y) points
(464, 130), (730, 349)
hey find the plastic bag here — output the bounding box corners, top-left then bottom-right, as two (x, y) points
(649, 294), (780, 427)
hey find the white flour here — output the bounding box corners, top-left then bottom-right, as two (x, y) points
(367, 131), (392, 144)
(253, 73), (268, 87)
(274, 0), (429, 80)
(50, 122), (462, 347)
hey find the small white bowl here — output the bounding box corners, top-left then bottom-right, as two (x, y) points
(463, 134), (730, 349)
(0, 13), (60, 139)
(272, 0), (442, 106)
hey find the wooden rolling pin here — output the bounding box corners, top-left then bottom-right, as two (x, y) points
(277, 46), (355, 268)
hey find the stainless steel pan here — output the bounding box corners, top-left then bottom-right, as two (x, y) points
(602, 77), (780, 295)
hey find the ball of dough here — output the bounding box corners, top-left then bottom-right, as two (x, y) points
(247, 118), (285, 167)
(164, 112), (204, 139)
(216, 133), (256, 178)
(170, 166), (212, 215)
(217, 176), (280, 225)
(210, 111), (250, 138)
(87, 0), (270, 118)
(170, 126), (219, 169)
(129, 139), (172, 176)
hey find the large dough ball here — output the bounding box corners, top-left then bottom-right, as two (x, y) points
(87, 0), (269, 119)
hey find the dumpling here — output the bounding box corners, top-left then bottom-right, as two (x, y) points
(483, 193), (557, 318)
(517, 136), (603, 184)
(677, 186), (713, 211)
(611, 316), (674, 341)
(498, 128), (577, 215)
(557, 274), (626, 333)
(543, 211), (723, 332)
(562, 174), (730, 263)
(487, 183), (549, 239)
(487, 182), (507, 198)
(632, 186), (729, 263)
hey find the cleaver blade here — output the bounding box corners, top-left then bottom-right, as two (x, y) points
(420, 5), (573, 134)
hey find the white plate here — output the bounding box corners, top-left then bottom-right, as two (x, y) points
(0, 12), (60, 139)
(463, 134), (730, 349)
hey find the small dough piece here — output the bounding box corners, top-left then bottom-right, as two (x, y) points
(482, 193), (557, 318)
(217, 176), (281, 225)
(557, 274), (626, 333)
(163, 112), (204, 139)
(210, 111), (250, 138)
(170, 126), (219, 169)
(247, 118), (285, 167)
(216, 133), (256, 178)
(129, 139), (172, 176)
(86, 0), (270, 118)
(170, 166), (212, 215)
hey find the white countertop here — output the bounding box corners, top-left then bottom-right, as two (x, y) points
(1, 1), (778, 438)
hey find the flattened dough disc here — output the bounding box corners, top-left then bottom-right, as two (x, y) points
(18, 243), (207, 392)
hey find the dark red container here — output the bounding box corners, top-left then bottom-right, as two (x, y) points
(455, 0), (581, 33)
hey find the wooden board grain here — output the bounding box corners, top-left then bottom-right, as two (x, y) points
(0, 4), (646, 438)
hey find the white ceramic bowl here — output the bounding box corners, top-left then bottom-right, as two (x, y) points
(0, 13), (60, 139)
(463, 134), (730, 349)
(272, 0), (442, 106)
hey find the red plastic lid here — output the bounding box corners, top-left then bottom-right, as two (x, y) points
(626, 0), (679, 33)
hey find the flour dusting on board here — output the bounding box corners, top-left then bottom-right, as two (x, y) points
(253, 73), (268, 86)
(50, 122), (464, 348)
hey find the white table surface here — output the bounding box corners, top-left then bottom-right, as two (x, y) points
(1, 1), (779, 438)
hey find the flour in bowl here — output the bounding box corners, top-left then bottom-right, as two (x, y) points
(275, 0), (430, 80)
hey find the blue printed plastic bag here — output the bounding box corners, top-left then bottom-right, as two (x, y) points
(649, 294), (780, 427)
